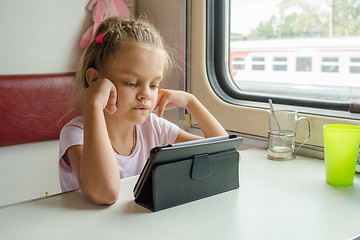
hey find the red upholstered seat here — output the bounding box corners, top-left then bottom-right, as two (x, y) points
(0, 73), (80, 146)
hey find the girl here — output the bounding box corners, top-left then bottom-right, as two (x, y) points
(59, 16), (228, 205)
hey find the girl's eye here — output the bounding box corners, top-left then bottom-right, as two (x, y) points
(150, 84), (159, 89)
(124, 81), (137, 87)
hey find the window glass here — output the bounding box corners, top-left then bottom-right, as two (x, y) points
(230, 0), (360, 102)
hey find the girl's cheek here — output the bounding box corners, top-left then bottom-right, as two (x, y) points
(149, 101), (156, 111)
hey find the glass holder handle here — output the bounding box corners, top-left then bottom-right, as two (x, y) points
(295, 117), (311, 152)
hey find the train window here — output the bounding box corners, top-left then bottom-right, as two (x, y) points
(274, 57), (287, 62)
(322, 65), (339, 73)
(273, 57), (287, 71)
(323, 57), (338, 63)
(207, 0), (360, 113)
(351, 66), (360, 74)
(232, 56), (245, 71)
(233, 64), (245, 70)
(251, 56), (265, 70)
(252, 57), (265, 62)
(234, 57), (245, 62)
(321, 57), (339, 73)
(296, 57), (312, 72)
(273, 65), (287, 71)
(350, 57), (360, 74)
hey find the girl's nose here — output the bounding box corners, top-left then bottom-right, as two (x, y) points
(137, 86), (151, 101)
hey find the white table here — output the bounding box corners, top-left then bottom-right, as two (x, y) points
(1, 148), (359, 240)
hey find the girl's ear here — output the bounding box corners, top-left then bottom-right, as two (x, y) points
(85, 68), (100, 86)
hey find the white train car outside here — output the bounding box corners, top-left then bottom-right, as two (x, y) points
(230, 37), (360, 99)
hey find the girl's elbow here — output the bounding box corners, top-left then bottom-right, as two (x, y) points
(82, 185), (119, 205)
(90, 191), (118, 205)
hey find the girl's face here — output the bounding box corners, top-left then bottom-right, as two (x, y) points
(105, 45), (166, 125)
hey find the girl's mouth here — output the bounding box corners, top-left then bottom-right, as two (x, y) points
(134, 105), (149, 110)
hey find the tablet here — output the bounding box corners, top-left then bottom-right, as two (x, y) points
(133, 134), (243, 199)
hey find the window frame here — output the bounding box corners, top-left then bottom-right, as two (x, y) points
(205, 0), (357, 115)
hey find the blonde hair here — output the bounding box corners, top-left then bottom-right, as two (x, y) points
(65, 16), (173, 118)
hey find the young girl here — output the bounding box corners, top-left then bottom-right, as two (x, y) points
(59, 16), (228, 205)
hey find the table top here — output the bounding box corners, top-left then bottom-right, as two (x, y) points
(1, 148), (359, 240)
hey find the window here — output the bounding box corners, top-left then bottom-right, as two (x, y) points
(206, 0), (360, 112)
(321, 57), (339, 73)
(296, 57), (312, 72)
(273, 65), (287, 71)
(232, 56), (245, 70)
(252, 56), (265, 71)
(273, 57), (287, 71)
(234, 57), (244, 61)
(350, 57), (360, 74)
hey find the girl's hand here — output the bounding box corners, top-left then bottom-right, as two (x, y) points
(157, 89), (227, 143)
(85, 78), (117, 114)
(155, 89), (193, 117)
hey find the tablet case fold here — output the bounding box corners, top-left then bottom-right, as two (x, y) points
(134, 135), (242, 212)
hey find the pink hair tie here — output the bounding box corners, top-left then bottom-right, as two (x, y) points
(96, 33), (106, 43)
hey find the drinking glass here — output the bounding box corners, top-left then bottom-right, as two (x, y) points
(267, 110), (311, 160)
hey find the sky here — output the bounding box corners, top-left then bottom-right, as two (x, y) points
(230, 0), (282, 35)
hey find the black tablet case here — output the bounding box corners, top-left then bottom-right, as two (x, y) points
(133, 135), (242, 212)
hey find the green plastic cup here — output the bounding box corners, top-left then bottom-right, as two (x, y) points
(323, 124), (360, 186)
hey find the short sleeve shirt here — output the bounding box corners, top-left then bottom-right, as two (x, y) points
(58, 113), (179, 192)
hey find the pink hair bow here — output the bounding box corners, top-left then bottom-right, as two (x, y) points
(96, 33), (106, 43)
